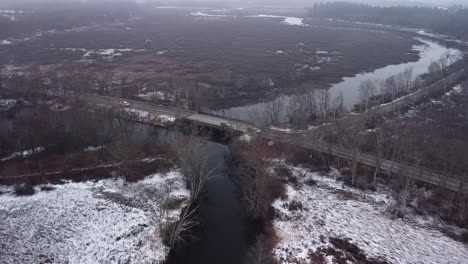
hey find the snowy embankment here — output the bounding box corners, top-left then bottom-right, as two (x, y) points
(273, 165), (468, 264)
(123, 108), (176, 125)
(0, 170), (189, 264)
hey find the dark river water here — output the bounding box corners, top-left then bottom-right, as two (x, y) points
(133, 126), (252, 264)
(167, 141), (251, 264)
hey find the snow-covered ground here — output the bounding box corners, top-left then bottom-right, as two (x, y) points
(123, 109), (176, 125)
(83, 48), (146, 60)
(190, 11), (235, 18)
(1, 147), (45, 162)
(248, 14), (305, 26)
(0, 98), (17, 111)
(0, 170), (189, 264)
(273, 164), (468, 264)
(137, 91), (166, 101)
(0, 39), (13, 45)
(0, 10), (23, 14)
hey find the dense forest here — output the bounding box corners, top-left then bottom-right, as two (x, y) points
(309, 2), (468, 40)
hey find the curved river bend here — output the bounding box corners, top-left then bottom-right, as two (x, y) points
(210, 38), (461, 123)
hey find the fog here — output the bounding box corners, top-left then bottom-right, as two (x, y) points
(0, 0), (467, 8)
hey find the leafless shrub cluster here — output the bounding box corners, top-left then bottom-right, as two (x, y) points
(140, 183), (198, 249)
(244, 235), (275, 264)
(261, 89), (347, 129)
(169, 130), (214, 202)
(230, 139), (285, 221)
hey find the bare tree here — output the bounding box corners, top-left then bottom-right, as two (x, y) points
(305, 90), (318, 121)
(330, 91), (346, 118)
(438, 51), (455, 76)
(141, 183), (198, 248)
(96, 70), (115, 95)
(402, 66), (415, 92)
(285, 95), (300, 125)
(359, 79), (377, 111)
(213, 69), (232, 99)
(244, 235), (273, 264)
(394, 122), (425, 216)
(371, 128), (384, 188)
(335, 122), (365, 185)
(381, 75), (398, 102)
(428, 61), (443, 79)
(265, 98), (284, 125)
(317, 89), (330, 122)
(0, 64), (4, 90)
(169, 130), (215, 201)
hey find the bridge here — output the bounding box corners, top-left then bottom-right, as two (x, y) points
(71, 67), (467, 193)
(76, 93), (255, 133)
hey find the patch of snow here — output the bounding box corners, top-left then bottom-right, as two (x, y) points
(0, 40), (13, 45)
(316, 49), (328, 54)
(191, 12), (235, 18)
(354, 21), (387, 27)
(1, 147), (45, 162)
(446, 84), (463, 96)
(123, 109), (176, 125)
(416, 30), (447, 40)
(266, 78), (275, 87)
(240, 133), (252, 142)
(249, 14), (306, 26)
(159, 115), (176, 123)
(283, 17), (304, 26)
(270, 126), (292, 133)
(249, 14), (285, 18)
(83, 146), (104, 152)
(50, 103), (71, 112)
(2, 14), (15, 21)
(0, 98), (17, 111)
(83, 48), (145, 60)
(0, 170), (189, 263)
(273, 165), (468, 264)
(138, 91), (166, 101)
(318, 57), (332, 64)
(0, 9), (23, 14)
(275, 50), (284, 54)
(156, 50), (168, 55)
(60, 48), (87, 52)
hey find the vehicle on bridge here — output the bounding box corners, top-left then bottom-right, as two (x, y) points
(120, 101), (131, 107)
(220, 121), (232, 127)
(248, 127), (261, 134)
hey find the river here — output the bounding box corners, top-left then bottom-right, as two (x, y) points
(166, 140), (251, 264)
(132, 126), (252, 264)
(209, 38), (462, 123)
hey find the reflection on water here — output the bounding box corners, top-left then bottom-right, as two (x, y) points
(211, 38), (462, 123)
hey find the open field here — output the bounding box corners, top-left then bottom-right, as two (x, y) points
(0, 7), (419, 109)
(272, 164), (468, 264)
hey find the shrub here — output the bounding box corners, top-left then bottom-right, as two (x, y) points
(14, 180), (35, 196)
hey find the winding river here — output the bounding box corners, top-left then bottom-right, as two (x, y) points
(210, 38), (462, 123)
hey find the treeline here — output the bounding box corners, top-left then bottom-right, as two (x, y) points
(309, 2), (468, 39)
